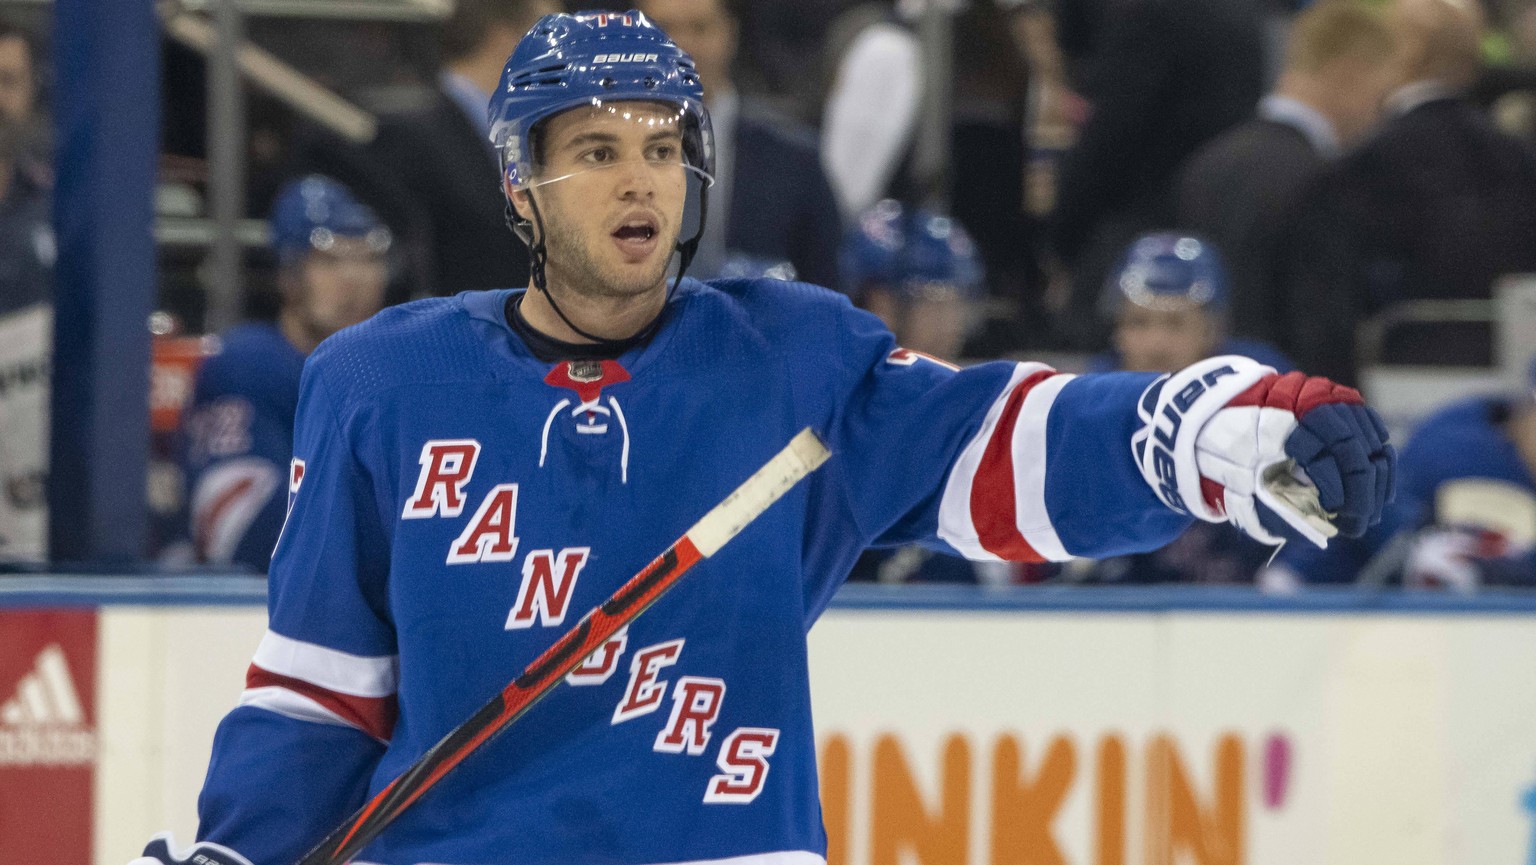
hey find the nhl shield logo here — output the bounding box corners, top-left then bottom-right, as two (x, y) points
(568, 360), (604, 384)
(544, 360), (631, 405)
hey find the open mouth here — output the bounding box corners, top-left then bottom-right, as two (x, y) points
(612, 222), (657, 242)
(611, 214), (661, 262)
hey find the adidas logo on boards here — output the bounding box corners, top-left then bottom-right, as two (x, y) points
(0, 644), (96, 766)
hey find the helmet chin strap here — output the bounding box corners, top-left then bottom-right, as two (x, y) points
(508, 183), (707, 354)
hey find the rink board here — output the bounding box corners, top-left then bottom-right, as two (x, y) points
(1, 580), (1535, 865)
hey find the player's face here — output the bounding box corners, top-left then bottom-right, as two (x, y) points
(292, 237), (388, 339)
(642, 0), (738, 95)
(1113, 301), (1220, 373)
(517, 101), (690, 301)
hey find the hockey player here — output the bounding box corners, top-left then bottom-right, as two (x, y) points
(137, 12), (1393, 865)
(840, 198), (984, 363)
(178, 175), (389, 571)
(1087, 231), (1292, 375)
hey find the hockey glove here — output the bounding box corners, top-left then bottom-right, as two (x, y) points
(129, 833), (253, 865)
(1133, 356), (1395, 547)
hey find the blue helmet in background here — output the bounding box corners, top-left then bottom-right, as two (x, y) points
(488, 11), (715, 188)
(1108, 232), (1229, 313)
(841, 200), (984, 301)
(268, 174), (389, 264)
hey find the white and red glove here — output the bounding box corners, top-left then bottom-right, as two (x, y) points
(130, 833), (253, 865)
(1133, 356), (1395, 547)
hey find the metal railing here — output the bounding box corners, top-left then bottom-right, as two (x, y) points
(1354, 298), (1497, 372)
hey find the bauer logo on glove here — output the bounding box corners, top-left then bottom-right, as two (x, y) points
(1133, 356), (1396, 547)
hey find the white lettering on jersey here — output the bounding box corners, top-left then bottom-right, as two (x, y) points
(447, 484), (520, 565)
(705, 727), (780, 804)
(402, 439), (481, 519)
(654, 676), (725, 756)
(612, 638), (684, 724)
(566, 627), (628, 686)
(187, 396), (254, 462)
(504, 546), (589, 629)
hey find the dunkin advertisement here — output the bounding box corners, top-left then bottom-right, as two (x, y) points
(806, 610), (1536, 865)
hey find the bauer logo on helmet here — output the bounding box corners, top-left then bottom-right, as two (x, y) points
(593, 53), (660, 63)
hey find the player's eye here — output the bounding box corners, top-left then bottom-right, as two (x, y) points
(647, 143), (679, 162)
(583, 147), (614, 164)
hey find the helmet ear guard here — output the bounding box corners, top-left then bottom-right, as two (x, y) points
(501, 168), (537, 249)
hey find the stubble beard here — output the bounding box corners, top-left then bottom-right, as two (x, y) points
(541, 208), (677, 304)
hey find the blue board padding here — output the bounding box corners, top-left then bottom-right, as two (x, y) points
(4, 576), (1536, 616)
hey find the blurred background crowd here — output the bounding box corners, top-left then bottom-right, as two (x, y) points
(3, 0), (1536, 591)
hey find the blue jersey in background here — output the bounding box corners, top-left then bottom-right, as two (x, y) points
(180, 322), (305, 572)
(1276, 394), (1536, 585)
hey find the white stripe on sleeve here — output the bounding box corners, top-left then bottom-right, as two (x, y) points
(251, 630), (398, 698)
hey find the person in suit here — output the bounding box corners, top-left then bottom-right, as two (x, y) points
(364, 0), (557, 296)
(1176, 0), (1396, 346)
(1281, 0), (1536, 385)
(638, 0), (843, 289)
(1047, 0), (1266, 349)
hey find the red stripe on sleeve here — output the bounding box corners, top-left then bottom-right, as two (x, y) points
(246, 664), (399, 742)
(969, 370), (1057, 562)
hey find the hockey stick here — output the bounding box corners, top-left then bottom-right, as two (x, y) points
(295, 428), (831, 865)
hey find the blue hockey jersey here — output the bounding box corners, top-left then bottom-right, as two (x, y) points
(197, 279), (1190, 865)
(180, 322), (306, 572)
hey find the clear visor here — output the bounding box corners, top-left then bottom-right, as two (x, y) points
(500, 98), (714, 190)
(518, 157), (713, 192)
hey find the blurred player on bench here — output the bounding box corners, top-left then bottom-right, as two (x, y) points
(179, 175), (389, 572)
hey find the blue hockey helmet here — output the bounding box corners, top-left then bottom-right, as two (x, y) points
(268, 175), (390, 265)
(488, 11), (715, 188)
(1108, 232), (1229, 313)
(841, 200), (984, 300)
